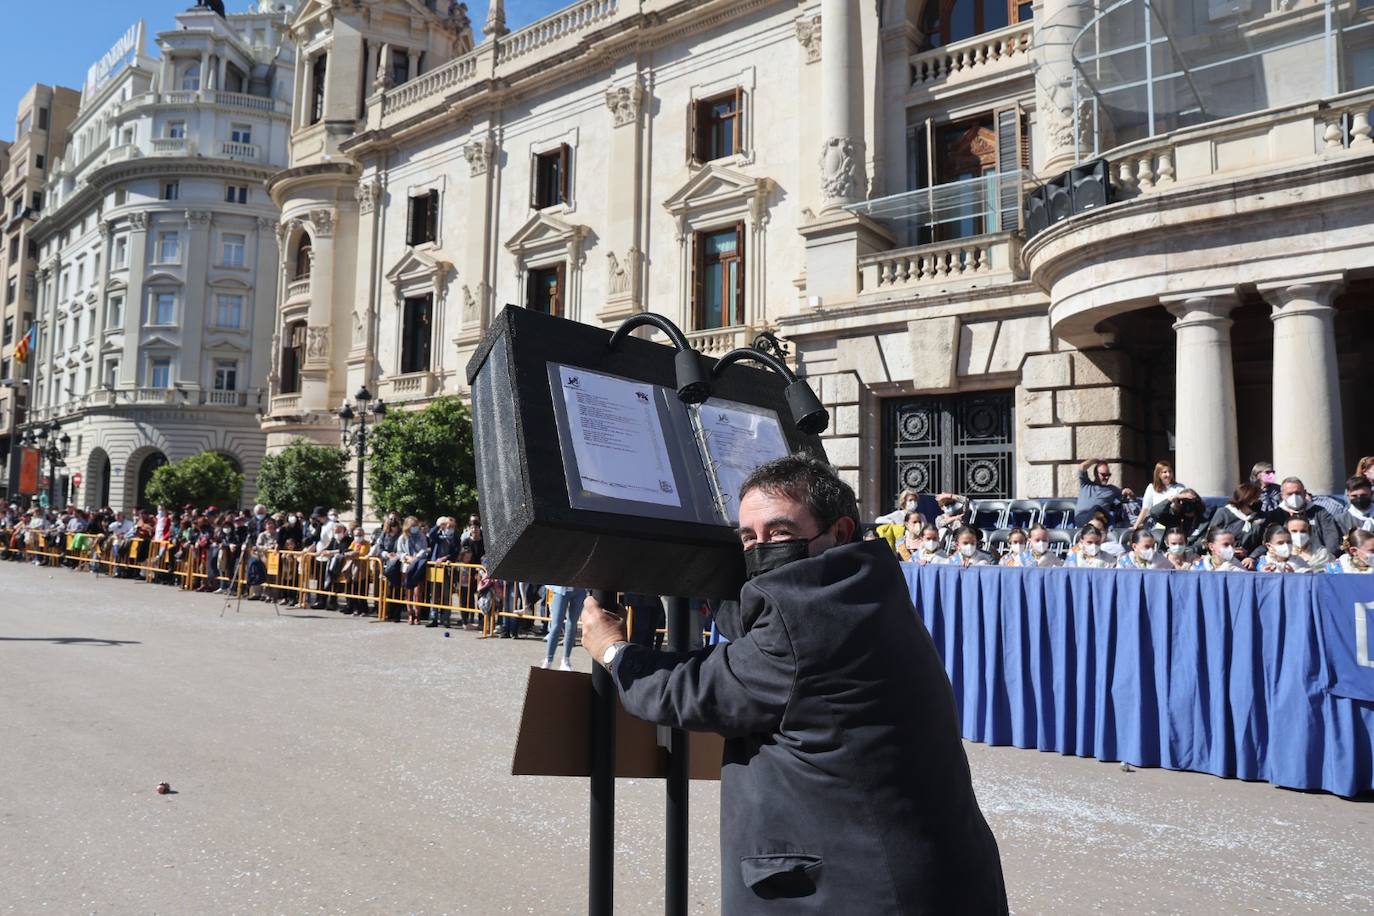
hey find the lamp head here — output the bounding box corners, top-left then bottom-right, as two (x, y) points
(355, 386), (372, 403)
(674, 348), (711, 405)
(372, 399), (387, 417)
(784, 380), (829, 435)
(338, 402), (355, 424)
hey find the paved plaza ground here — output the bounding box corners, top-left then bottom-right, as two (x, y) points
(1, 561), (1370, 914)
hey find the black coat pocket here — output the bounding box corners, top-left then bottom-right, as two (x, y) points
(740, 854), (822, 900)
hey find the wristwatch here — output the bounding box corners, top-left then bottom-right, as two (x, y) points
(601, 640), (630, 669)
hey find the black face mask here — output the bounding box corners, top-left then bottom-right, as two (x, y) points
(743, 531), (827, 580)
(1352, 494), (1372, 511)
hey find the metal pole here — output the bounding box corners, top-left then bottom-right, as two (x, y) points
(589, 588), (617, 916)
(354, 414), (366, 528)
(663, 595), (691, 916)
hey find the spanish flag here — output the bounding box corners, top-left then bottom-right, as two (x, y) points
(13, 324), (35, 363)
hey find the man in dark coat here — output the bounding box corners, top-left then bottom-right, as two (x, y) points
(582, 454), (1006, 915)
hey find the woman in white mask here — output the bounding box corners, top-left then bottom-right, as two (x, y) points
(1023, 524), (1063, 567)
(1161, 527), (1196, 570)
(1065, 527), (1114, 569)
(895, 510), (929, 562)
(875, 488), (926, 527)
(903, 524), (946, 566)
(1256, 525), (1310, 574)
(1285, 517), (1333, 570)
(1118, 529), (1169, 569)
(941, 526), (992, 568)
(1331, 529), (1374, 574)
(1192, 530), (1245, 572)
(999, 528), (1030, 567)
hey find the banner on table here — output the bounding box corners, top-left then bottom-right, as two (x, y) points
(1316, 576), (1374, 702)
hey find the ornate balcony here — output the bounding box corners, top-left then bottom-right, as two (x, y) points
(858, 232), (1023, 304)
(219, 141), (260, 162)
(381, 371), (437, 402)
(909, 21), (1033, 90)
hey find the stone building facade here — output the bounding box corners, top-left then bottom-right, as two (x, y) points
(0, 84), (81, 500)
(26, 5), (297, 510)
(264, 0), (1374, 519)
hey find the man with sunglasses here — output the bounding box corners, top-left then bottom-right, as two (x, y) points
(581, 453), (1006, 915)
(1074, 456), (1134, 528)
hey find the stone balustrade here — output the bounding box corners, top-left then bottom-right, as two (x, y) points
(203, 390), (247, 407)
(381, 52), (480, 116)
(209, 90), (286, 113)
(858, 232), (1021, 299)
(383, 372), (436, 400)
(285, 277), (310, 301)
(909, 22), (1032, 88)
(685, 325), (760, 359)
(495, 0), (618, 65)
(1321, 95), (1374, 151)
(133, 388), (179, 405)
(150, 137), (190, 155)
(219, 141), (260, 161)
(270, 394), (302, 413)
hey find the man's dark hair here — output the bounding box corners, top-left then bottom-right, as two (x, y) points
(739, 453), (860, 537)
(1347, 475), (1371, 493)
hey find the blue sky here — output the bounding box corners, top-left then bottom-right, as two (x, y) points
(0, 1), (569, 142)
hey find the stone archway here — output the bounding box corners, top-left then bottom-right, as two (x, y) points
(84, 448), (112, 510)
(129, 448), (168, 511)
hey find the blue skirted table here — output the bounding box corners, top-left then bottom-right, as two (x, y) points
(902, 563), (1374, 797)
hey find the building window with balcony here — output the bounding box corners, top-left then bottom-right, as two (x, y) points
(230, 123), (252, 144)
(104, 359), (119, 388)
(2, 317), (12, 345)
(36, 154), (45, 171)
(166, 120), (186, 139)
(690, 89), (743, 163)
(400, 294), (433, 374)
(280, 320), (305, 393)
(30, 190), (41, 212)
(157, 231), (180, 263)
(221, 233), (246, 267)
(8, 236), (17, 262)
(902, 108), (1028, 245)
(213, 359), (238, 391)
(113, 236), (128, 267)
(293, 236), (312, 279)
(4, 280), (13, 307)
(180, 62), (201, 92)
(692, 225), (745, 330)
(531, 145), (571, 209)
(525, 264), (564, 317)
(214, 293), (244, 329)
(106, 294), (124, 329)
(390, 48), (410, 86)
(310, 54), (328, 124)
(148, 291), (177, 327)
(16, 112), (31, 139)
(406, 190), (439, 246)
(149, 356), (173, 389)
(920, 0), (1030, 51)
(225, 184), (248, 204)
(161, 180), (179, 201)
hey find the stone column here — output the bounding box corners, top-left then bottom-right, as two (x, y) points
(1034, 0), (1088, 176)
(599, 78), (645, 322)
(199, 50), (210, 93)
(818, 0), (866, 212)
(1262, 276), (1345, 494)
(1165, 293), (1240, 497)
(407, 49), (421, 81)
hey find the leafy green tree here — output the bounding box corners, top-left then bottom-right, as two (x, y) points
(367, 396), (477, 521)
(255, 439), (353, 514)
(145, 452), (244, 509)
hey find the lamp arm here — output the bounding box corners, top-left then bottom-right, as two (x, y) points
(709, 347), (797, 384)
(607, 313), (692, 352)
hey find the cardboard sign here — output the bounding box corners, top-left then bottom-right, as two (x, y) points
(465, 306), (826, 598)
(511, 666), (724, 780)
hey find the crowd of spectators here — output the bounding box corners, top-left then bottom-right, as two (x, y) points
(866, 455), (1374, 575)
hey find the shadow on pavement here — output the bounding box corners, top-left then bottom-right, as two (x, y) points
(0, 636), (142, 646)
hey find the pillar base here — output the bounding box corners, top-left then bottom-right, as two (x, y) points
(799, 210), (893, 309)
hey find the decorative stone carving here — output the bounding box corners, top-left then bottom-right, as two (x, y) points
(307, 209), (334, 238)
(795, 15), (821, 63)
(605, 82), (644, 128)
(461, 283), (478, 325)
(464, 136), (494, 177)
(356, 178), (382, 215)
(98, 220), (112, 239)
(607, 247), (640, 296)
(305, 325), (330, 360)
(128, 212), (148, 230)
(819, 136), (858, 201)
(185, 210), (211, 225)
(484, 0), (508, 37)
(257, 216), (277, 231)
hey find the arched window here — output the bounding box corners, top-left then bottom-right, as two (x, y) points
(181, 62), (201, 92)
(293, 236), (312, 279)
(136, 451), (168, 510)
(920, 0), (1025, 50)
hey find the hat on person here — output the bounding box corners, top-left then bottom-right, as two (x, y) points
(311, 506), (327, 519)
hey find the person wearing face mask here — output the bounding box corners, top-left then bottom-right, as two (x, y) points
(1160, 528), (1197, 569)
(1117, 529), (1169, 569)
(1262, 477), (1342, 556)
(901, 524), (945, 566)
(398, 516), (429, 625)
(1065, 527), (1114, 569)
(894, 510), (929, 561)
(1330, 529), (1374, 574)
(1132, 460), (1186, 529)
(1284, 517), (1334, 570)
(1145, 488), (1209, 547)
(370, 517), (405, 618)
(874, 487), (928, 528)
(1192, 530), (1245, 572)
(1250, 461), (1282, 514)
(1023, 524), (1063, 567)
(1200, 483), (1265, 568)
(938, 526), (992, 568)
(1333, 476), (1374, 537)
(998, 529), (1030, 567)
(1255, 525), (1310, 574)
(580, 454), (1008, 915)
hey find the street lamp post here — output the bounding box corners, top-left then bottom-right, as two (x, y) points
(22, 420), (70, 509)
(338, 386), (386, 527)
